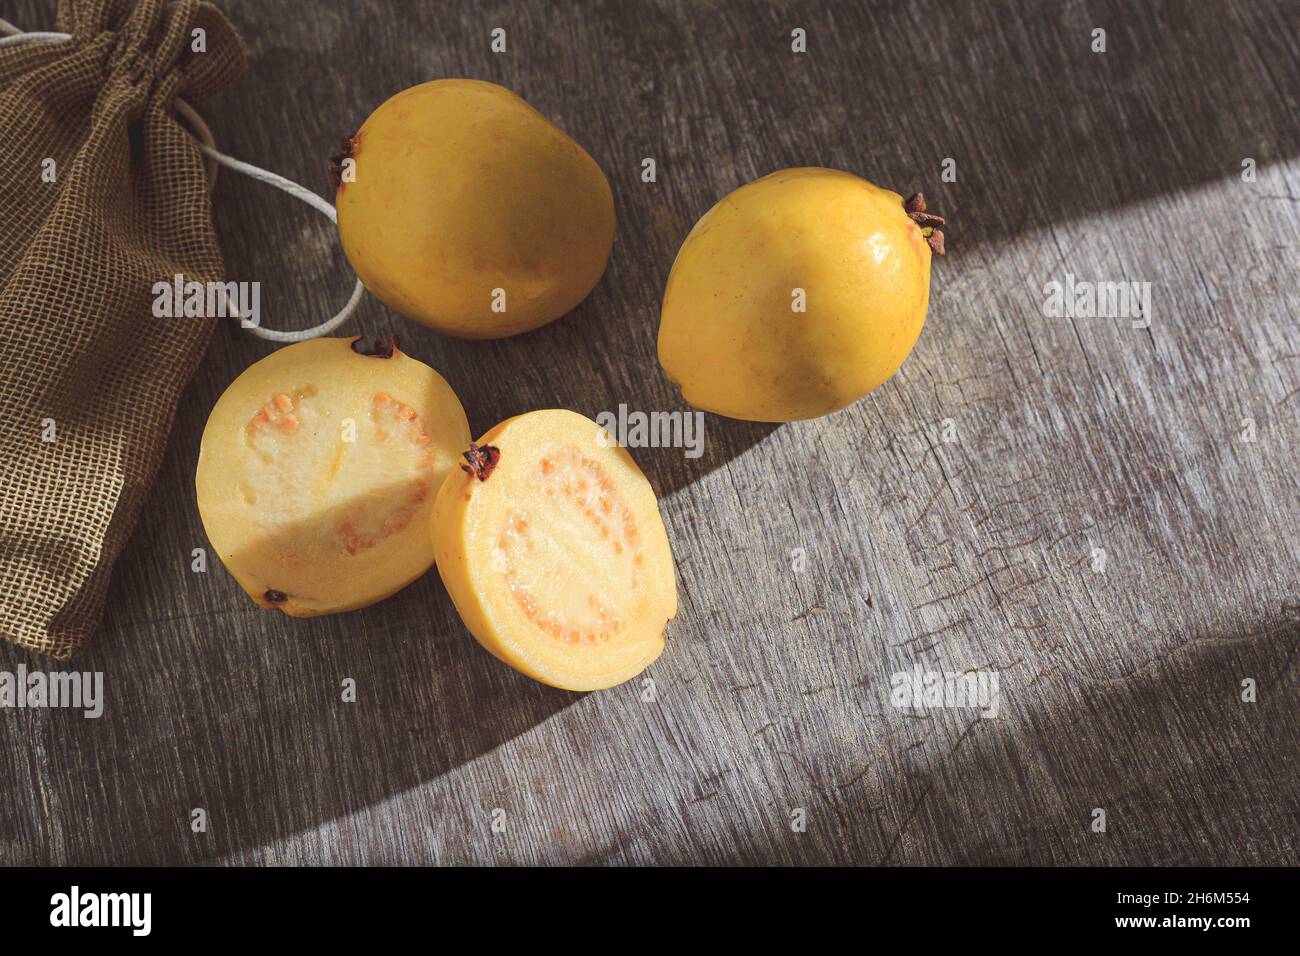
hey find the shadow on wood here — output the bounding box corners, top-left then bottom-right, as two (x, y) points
(646, 613), (1299, 865)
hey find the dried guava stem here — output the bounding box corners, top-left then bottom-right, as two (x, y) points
(351, 334), (399, 358)
(904, 192), (947, 255)
(460, 443), (502, 481)
(328, 133), (358, 188)
(264, 589), (288, 604)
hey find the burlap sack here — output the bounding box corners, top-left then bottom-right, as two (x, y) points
(0, 0), (246, 658)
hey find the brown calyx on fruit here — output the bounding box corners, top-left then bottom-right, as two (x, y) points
(328, 134), (358, 189)
(460, 443), (501, 482)
(904, 192), (946, 255)
(264, 589), (288, 604)
(351, 335), (399, 358)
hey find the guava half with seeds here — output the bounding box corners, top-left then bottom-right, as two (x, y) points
(431, 410), (677, 691)
(196, 336), (470, 616)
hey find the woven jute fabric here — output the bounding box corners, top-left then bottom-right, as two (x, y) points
(0, 0), (246, 658)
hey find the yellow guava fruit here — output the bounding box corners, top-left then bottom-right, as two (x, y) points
(196, 336), (470, 616)
(334, 79), (615, 339)
(658, 168), (945, 421)
(431, 410), (677, 691)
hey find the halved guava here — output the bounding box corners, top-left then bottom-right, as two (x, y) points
(196, 337), (470, 615)
(431, 410), (677, 691)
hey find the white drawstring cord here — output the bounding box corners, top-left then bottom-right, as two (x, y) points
(0, 18), (365, 343)
(0, 29), (69, 45)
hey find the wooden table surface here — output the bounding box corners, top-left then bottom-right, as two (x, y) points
(2, 0), (1296, 866)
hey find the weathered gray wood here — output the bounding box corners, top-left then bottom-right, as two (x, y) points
(1, 0), (1296, 866)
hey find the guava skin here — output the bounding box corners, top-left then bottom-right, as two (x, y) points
(336, 79), (615, 339)
(658, 168), (934, 422)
